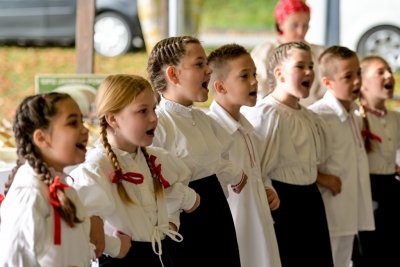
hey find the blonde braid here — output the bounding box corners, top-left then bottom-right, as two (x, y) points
(99, 117), (134, 204)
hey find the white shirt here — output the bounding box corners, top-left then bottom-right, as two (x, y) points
(153, 97), (242, 187)
(0, 163), (93, 267)
(70, 143), (197, 258)
(357, 109), (400, 174)
(251, 39), (326, 106)
(309, 91), (375, 236)
(208, 101), (281, 267)
(242, 95), (326, 185)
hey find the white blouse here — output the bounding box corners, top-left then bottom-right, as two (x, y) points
(208, 101), (281, 267)
(357, 110), (400, 174)
(0, 163), (93, 267)
(70, 143), (197, 258)
(309, 91), (375, 236)
(241, 95), (326, 185)
(153, 97), (242, 187)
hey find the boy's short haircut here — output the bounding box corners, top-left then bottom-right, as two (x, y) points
(267, 41), (311, 90)
(318, 45), (357, 78)
(208, 43), (249, 82)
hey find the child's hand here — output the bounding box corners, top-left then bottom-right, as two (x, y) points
(317, 172), (342, 196)
(231, 173), (248, 194)
(90, 216), (105, 258)
(265, 187), (280, 211)
(115, 231), (132, 259)
(184, 193), (201, 213)
(169, 222), (178, 232)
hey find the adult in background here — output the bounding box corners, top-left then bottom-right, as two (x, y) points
(251, 0), (326, 106)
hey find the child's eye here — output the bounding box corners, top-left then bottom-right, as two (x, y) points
(68, 120), (79, 127)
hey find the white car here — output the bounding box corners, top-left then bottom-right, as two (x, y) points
(306, 0), (400, 70)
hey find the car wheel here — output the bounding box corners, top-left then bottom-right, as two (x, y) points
(357, 25), (400, 71)
(94, 12), (132, 57)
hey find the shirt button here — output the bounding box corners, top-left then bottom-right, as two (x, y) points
(192, 122), (196, 126)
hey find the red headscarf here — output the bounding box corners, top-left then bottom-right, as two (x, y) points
(274, 0), (310, 28)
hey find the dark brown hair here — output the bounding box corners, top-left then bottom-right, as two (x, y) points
(147, 36), (201, 96)
(5, 92), (81, 227)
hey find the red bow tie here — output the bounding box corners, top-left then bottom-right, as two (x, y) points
(361, 129), (382, 143)
(49, 176), (70, 245)
(111, 169), (144, 184)
(150, 155), (170, 188)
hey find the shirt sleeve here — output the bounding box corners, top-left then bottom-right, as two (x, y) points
(70, 162), (116, 218)
(70, 161), (122, 258)
(208, 116), (243, 189)
(0, 187), (49, 267)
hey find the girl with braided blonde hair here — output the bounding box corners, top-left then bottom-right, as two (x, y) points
(70, 74), (199, 267)
(148, 36), (246, 267)
(0, 92), (94, 266)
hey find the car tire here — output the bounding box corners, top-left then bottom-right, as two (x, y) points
(94, 12), (132, 57)
(357, 25), (400, 70)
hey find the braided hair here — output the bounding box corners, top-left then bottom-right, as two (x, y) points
(5, 92), (81, 227)
(267, 41), (311, 90)
(147, 36), (201, 96)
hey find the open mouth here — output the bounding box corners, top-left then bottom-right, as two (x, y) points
(249, 90), (257, 96)
(301, 80), (311, 88)
(202, 81), (209, 90)
(384, 83), (394, 90)
(76, 141), (87, 151)
(352, 88), (361, 95)
(146, 128), (155, 136)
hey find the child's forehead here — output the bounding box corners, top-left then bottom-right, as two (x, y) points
(285, 48), (312, 62)
(184, 43), (206, 57)
(366, 58), (389, 69)
(335, 55), (359, 67)
(225, 54), (255, 71)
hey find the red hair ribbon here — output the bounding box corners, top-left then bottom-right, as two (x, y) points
(49, 176), (70, 245)
(0, 194), (4, 204)
(149, 155), (170, 188)
(361, 129), (382, 143)
(111, 169), (144, 184)
(274, 0), (310, 28)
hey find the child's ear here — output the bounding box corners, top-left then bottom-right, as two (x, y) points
(214, 80), (227, 94)
(322, 76), (333, 89)
(105, 113), (118, 129)
(33, 129), (50, 148)
(166, 66), (179, 85)
(274, 66), (284, 83)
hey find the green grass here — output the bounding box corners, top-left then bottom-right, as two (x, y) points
(201, 0), (276, 31)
